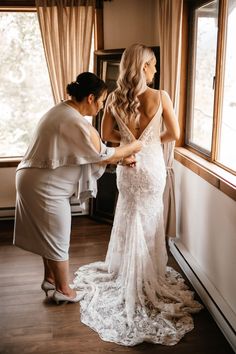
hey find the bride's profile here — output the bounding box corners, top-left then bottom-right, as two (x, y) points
(73, 43), (203, 346)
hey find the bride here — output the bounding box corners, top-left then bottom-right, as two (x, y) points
(73, 43), (203, 346)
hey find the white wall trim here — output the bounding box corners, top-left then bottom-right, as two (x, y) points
(169, 238), (236, 352)
(0, 207), (15, 219)
(0, 203), (89, 219)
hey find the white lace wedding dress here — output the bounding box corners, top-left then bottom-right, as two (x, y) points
(73, 101), (203, 346)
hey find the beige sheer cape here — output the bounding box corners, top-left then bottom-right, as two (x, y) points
(17, 102), (115, 203)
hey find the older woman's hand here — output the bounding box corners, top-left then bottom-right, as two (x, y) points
(119, 154), (137, 167)
(130, 140), (143, 153)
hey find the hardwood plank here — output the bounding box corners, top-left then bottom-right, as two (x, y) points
(0, 216), (234, 354)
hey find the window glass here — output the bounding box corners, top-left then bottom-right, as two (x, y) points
(0, 12), (54, 157)
(187, 1), (218, 152)
(217, 0), (236, 171)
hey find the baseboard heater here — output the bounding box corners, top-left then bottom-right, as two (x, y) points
(0, 206), (15, 219)
(169, 238), (236, 352)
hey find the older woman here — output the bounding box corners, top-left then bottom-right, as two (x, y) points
(13, 72), (142, 304)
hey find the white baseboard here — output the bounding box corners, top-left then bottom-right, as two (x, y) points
(0, 207), (15, 219)
(0, 203), (89, 220)
(169, 239), (236, 353)
(69, 197), (89, 216)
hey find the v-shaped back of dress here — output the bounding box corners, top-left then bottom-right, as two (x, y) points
(111, 100), (163, 145)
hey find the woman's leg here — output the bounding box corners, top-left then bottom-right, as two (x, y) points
(42, 257), (55, 284)
(47, 259), (76, 298)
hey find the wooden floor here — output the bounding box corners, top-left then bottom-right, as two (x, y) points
(0, 216), (234, 354)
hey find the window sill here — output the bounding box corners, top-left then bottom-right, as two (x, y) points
(174, 147), (236, 201)
(0, 158), (21, 168)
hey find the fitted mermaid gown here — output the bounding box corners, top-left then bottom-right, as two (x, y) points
(73, 100), (203, 346)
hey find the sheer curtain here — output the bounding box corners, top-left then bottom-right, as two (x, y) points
(36, 0), (95, 103)
(155, 0), (183, 237)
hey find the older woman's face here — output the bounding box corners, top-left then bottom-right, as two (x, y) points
(88, 90), (107, 116)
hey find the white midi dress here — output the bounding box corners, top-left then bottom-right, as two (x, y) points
(13, 102), (114, 261)
(14, 166), (81, 260)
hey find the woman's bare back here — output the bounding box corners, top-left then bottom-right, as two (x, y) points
(126, 87), (161, 139)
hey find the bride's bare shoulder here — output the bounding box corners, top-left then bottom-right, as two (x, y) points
(140, 87), (160, 106)
(148, 87), (159, 94)
(146, 88), (173, 107)
(138, 88), (160, 117)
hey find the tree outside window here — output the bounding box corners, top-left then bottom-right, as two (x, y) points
(0, 11), (54, 158)
(186, 0), (236, 174)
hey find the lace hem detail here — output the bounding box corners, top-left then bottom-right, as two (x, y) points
(72, 263), (203, 346)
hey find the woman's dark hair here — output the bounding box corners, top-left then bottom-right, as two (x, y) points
(66, 72), (107, 102)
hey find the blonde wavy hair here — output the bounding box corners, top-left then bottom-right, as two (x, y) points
(108, 44), (155, 126)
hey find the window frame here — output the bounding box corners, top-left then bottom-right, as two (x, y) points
(0, 4), (37, 167)
(176, 0), (236, 201)
(185, 0), (217, 158)
(185, 0), (235, 176)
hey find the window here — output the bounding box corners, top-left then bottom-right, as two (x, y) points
(186, 0), (236, 174)
(0, 10), (54, 158)
(218, 0), (236, 171)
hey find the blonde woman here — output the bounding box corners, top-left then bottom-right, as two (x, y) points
(73, 45), (202, 345)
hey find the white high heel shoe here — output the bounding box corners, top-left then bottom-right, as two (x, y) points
(41, 280), (56, 296)
(52, 290), (82, 304)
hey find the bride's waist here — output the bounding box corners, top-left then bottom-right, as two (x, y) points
(120, 140), (161, 147)
(138, 143), (163, 156)
(117, 154), (165, 172)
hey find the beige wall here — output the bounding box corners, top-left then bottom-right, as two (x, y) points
(174, 160), (236, 337)
(0, 167), (16, 208)
(104, 0), (157, 49)
(0, 167), (16, 217)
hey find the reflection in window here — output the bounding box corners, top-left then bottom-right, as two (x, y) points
(218, 0), (236, 171)
(0, 12), (54, 157)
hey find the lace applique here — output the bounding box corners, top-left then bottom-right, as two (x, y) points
(140, 125), (157, 146)
(116, 120), (134, 144)
(114, 108), (162, 147)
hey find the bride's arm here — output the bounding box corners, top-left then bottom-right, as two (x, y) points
(160, 91), (180, 143)
(101, 96), (121, 143)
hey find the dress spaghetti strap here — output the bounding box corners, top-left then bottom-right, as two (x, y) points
(159, 89), (163, 108)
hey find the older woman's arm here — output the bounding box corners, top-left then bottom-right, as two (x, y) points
(89, 126), (141, 165)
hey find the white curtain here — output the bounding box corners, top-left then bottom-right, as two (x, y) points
(36, 0), (95, 103)
(155, 0), (183, 237)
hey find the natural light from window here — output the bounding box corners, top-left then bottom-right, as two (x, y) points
(191, 1), (218, 152)
(0, 12), (54, 158)
(218, 0), (236, 171)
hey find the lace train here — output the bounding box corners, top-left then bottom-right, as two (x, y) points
(73, 263), (202, 346)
